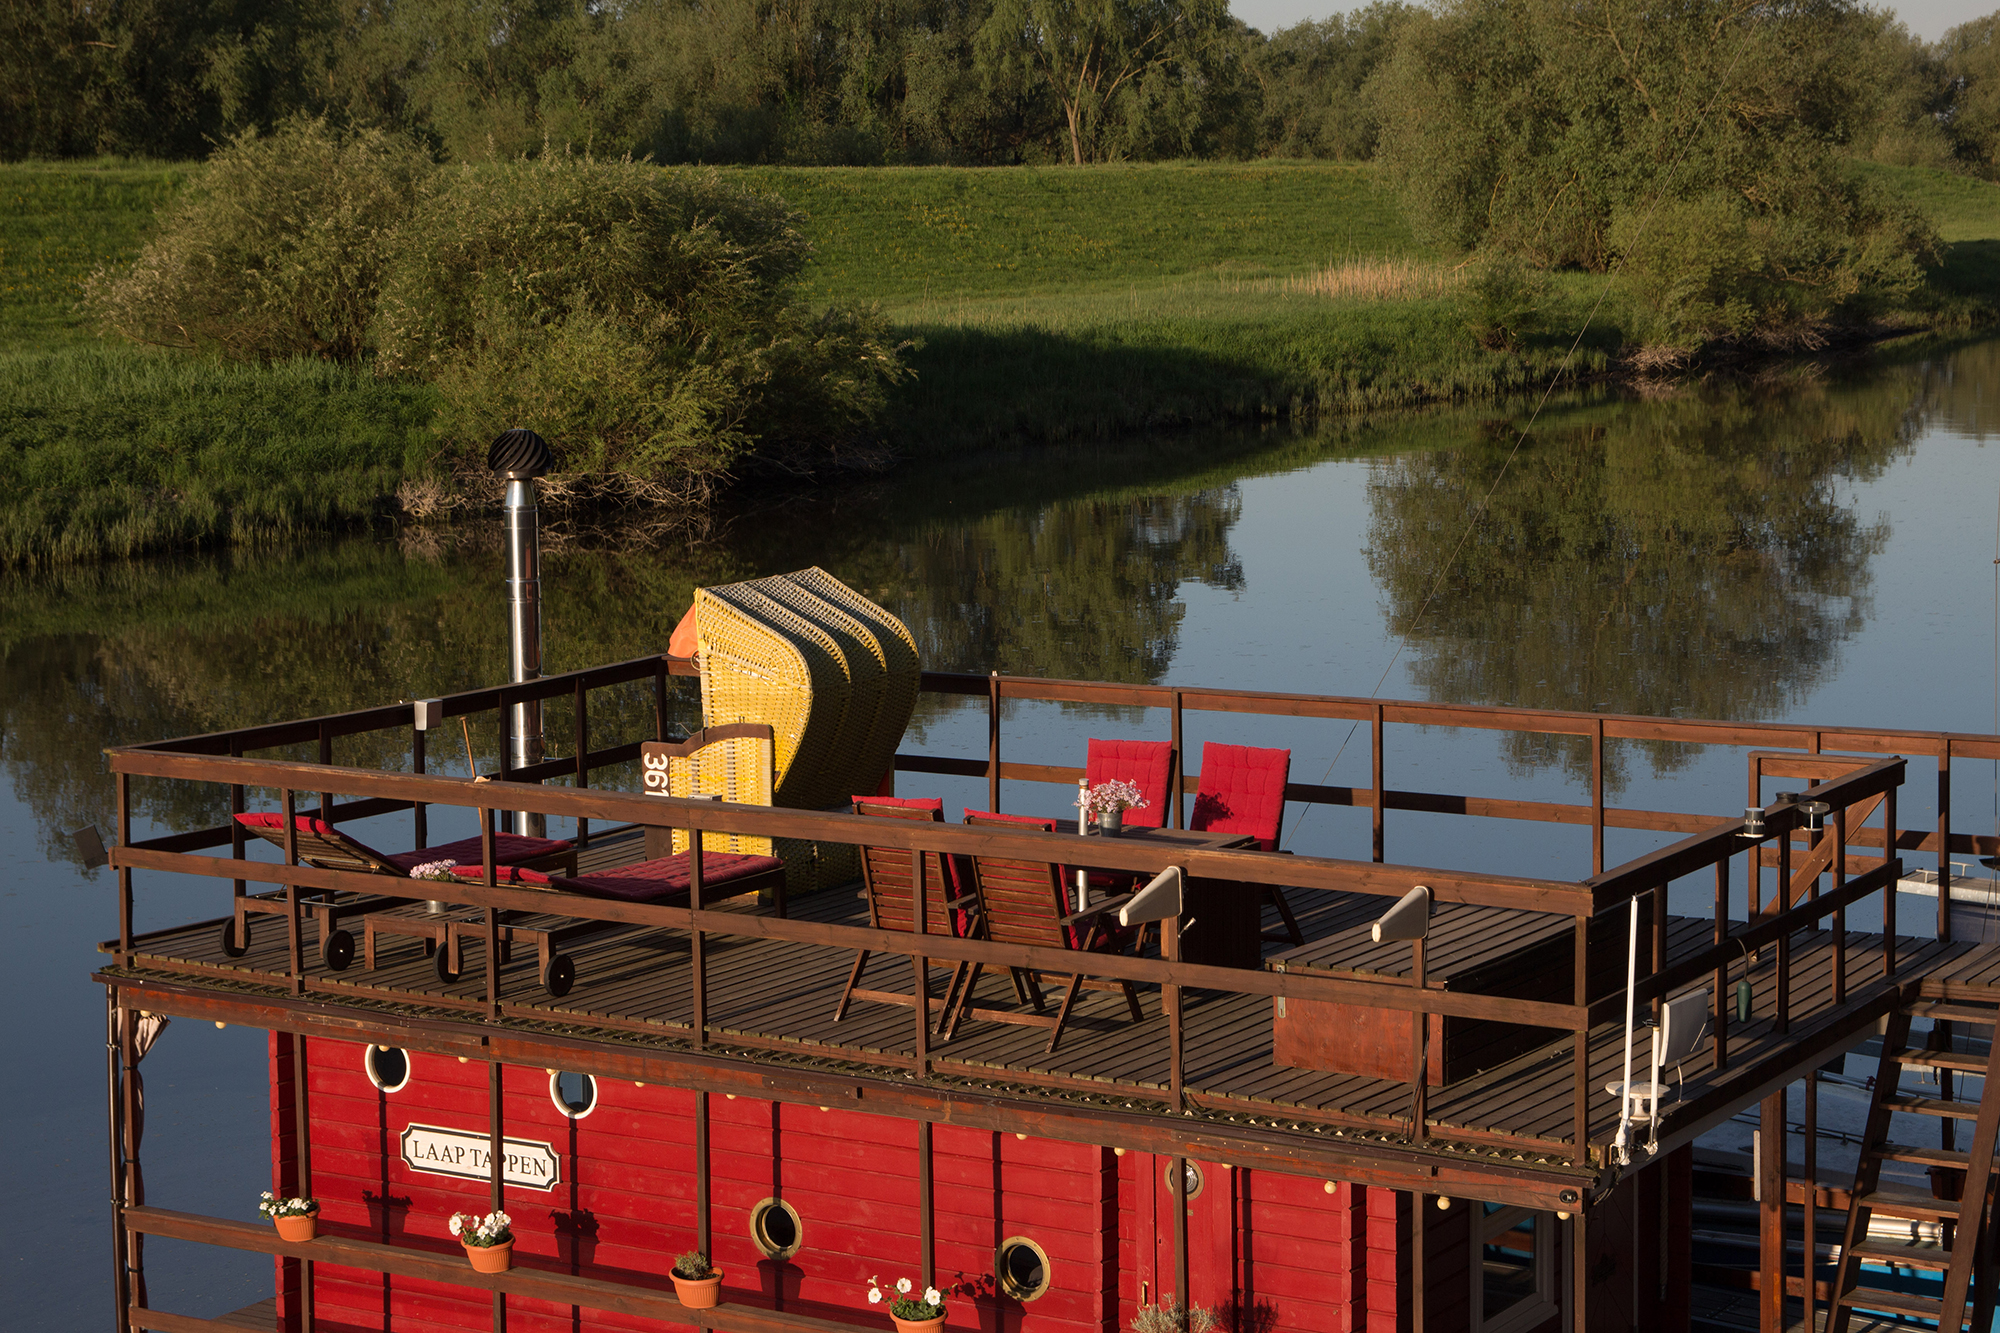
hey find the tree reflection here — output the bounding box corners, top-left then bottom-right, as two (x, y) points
(1365, 378), (1918, 789)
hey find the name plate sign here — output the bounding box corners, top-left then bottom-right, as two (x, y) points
(399, 1123), (561, 1192)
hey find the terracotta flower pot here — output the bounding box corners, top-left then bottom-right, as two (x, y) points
(465, 1240), (513, 1273)
(673, 1271), (724, 1309)
(274, 1214), (317, 1243)
(891, 1316), (946, 1333)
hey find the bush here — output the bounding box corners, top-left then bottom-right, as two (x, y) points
(1459, 252), (1546, 351)
(374, 154), (908, 498)
(85, 119), (432, 361)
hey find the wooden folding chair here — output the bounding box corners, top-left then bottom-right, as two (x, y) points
(833, 797), (979, 1025)
(944, 810), (1144, 1054)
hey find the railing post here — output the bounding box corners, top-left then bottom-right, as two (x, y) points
(489, 1058), (506, 1333)
(1776, 822), (1791, 1035)
(911, 848), (929, 1077)
(1165, 915), (1184, 1111)
(1573, 914), (1589, 1162)
(691, 819), (706, 1048)
(1409, 938), (1427, 1142)
(1592, 717), (1606, 876)
(296, 1035), (315, 1333)
(411, 725), (428, 849)
(1886, 785), (1899, 979)
(1939, 740), (1952, 942)
(918, 1119), (934, 1291)
(119, 1000), (141, 1326)
(1170, 689), (1185, 829)
(481, 810), (500, 1019)
(106, 989), (129, 1333)
(1713, 858), (1729, 1072)
(1372, 703), (1385, 864)
(574, 678), (590, 848)
(1833, 802), (1847, 1006)
(283, 789), (304, 997)
(654, 660), (669, 742)
(988, 672), (1001, 812)
(318, 722), (333, 821)
(116, 771), (133, 966)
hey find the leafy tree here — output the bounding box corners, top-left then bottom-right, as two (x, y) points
(1246, 3), (1412, 160)
(975, 0), (1235, 163)
(1366, 0), (1940, 347)
(1943, 13), (2000, 179)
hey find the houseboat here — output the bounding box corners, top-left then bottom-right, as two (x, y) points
(95, 559), (2000, 1333)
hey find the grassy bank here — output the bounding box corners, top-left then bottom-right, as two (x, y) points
(2, 156), (1995, 564)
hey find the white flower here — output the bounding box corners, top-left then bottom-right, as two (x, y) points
(897, 1278), (912, 1295)
(868, 1290), (883, 1305)
(492, 1212), (511, 1228)
(449, 1215), (464, 1236)
(924, 1288), (942, 1305)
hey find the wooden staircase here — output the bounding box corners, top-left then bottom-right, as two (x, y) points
(1830, 1000), (2000, 1333)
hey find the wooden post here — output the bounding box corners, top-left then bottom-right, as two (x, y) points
(490, 1059), (506, 1333)
(1713, 858), (1730, 1072)
(1170, 690), (1185, 829)
(1804, 1072), (1818, 1333)
(1409, 938), (1427, 1143)
(283, 789), (304, 997)
(918, 1120), (935, 1291)
(412, 726), (427, 849)
(692, 827), (707, 1048)
(1592, 718), (1606, 876)
(1412, 1191), (1425, 1333)
(575, 678), (591, 848)
(1886, 786), (1899, 978)
(482, 811), (500, 1020)
(1833, 803), (1848, 1006)
(1372, 703), (1385, 864)
(106, 990), (129, 1333)
(318, 722), (333, 820)
(1172, 1156), (1189, 1327)
(695, 1092), (711, 1258)
(1758, 1090), (1785, 1333)
(1938, 742), (1952, 942)
(1776, 826), (1791, 1035)
(296, 1034), (315, 1333)
(1569, 1211), (1588, 1333)
(1165, 915), (1184, 1111)
(654, 662), (668, 742)
(1573, 915), (1589, 1163)
(988, 672), (1001, 812)
(116, 772), (132, 966)
(120, 1002), (140, 1328)
(911, 848), (929, 1078)
(231, 742), (248, 944)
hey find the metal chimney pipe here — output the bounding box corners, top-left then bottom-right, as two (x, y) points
(489, 428), (555, 838)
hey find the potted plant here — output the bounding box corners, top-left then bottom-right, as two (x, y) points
(1079, 779), (1148, 836)
(672, 1250), (723, 1308)
(258, 1192), (320, 1242)
(409, 858), (459, 915)
(449, 1210), (514, 1272)
(1130, 1299), (1217, 1333)
(867, 1274), (948, 1333)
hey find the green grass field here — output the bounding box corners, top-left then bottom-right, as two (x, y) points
(1, 155), (1994, 564)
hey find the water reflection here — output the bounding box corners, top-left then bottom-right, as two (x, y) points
(4, 338), (1994, 859)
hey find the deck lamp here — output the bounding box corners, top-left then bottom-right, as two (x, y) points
(1739, 806), (1766, 840)
(1119, 866), (1184, 926)
(490, 427), (554, 838)
(1798, 800), (1831, 833)
(1370, 885), (1431, 943)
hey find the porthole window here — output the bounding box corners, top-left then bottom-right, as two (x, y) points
(750, 1197), (802, 1259)
(549, 1071), (597, 1119)
(365, 1045), (410, 1093)
(1164, 1159), (1204, 1200)
(997, 1236), (1052, 1301)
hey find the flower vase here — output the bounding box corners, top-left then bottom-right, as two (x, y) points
(274, 1215), (317, 1243)
(891, 1318), (946, 1333)
(1097, 808), (1124, 836)
(465, 1241), (513, 1273)
(673, 1272), (724, 1309)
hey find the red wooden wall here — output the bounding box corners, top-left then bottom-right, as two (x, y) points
(273, 1037), (1632, 1333)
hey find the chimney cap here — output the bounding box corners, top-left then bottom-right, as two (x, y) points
(488, 428), (554, 479)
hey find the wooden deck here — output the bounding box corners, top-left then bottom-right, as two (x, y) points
(101, 827), (1998, 1168)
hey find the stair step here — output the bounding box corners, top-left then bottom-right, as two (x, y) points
(1839, 1285), (1945, 1319)
(1893, 1049), (1992, 1074)
(1846, 1239), (1956, 1269)
(1911, 1001), (2000, 1026)
(1884, 1094), (1982, 1119)
(1861, 1187), (1964, 1220)
(1876, 1142), (1976, 1168)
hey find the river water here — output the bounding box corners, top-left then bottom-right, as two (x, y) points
(3, 337), (1995, 1325)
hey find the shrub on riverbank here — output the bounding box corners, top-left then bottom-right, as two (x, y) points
(81, 121), (908, 506)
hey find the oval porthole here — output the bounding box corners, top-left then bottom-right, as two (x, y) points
(997, 1236), (1052, 1301)
(365, 1045), (410, 1093)
(750, 1197), (802, 1259)
(549, 1071), (597, 1119)
(1164, 1159), (1204, 1200)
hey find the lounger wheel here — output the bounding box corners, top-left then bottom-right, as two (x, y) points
(219, 917), (251, 958)
(435, 948), (463, 984)
(542, 954), (576, 998)
(322, 929), (355, 972)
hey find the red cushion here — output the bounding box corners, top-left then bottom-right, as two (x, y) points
(444, 864), (552, 887)
(1084, 739), (1172, 829)
(1188, 742), (1291, 850)
(554, 852), (782, 904)
(384, 834), (570, 874)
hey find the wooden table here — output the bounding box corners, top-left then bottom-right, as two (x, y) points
(1037, 820), (1260, 969)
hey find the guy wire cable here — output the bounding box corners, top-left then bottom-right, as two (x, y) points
(1284, 26), (1756, 847)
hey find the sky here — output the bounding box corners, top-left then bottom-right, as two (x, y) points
(1226, 1), (1993, 42)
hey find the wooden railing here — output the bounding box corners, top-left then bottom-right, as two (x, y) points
(101, 654), (1944, 1174)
